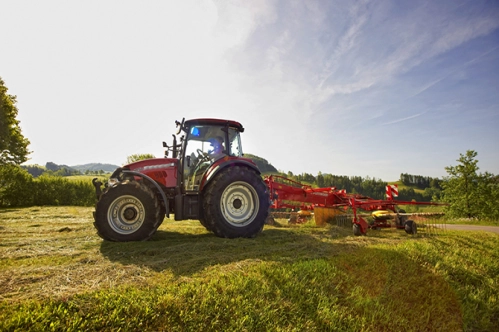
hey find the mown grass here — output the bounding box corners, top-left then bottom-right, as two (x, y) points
(0, 207), (498, 331)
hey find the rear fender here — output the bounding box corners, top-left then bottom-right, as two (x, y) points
(199, 159), (260, 191)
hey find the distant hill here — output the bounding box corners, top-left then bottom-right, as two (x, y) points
(71, 163), (120, 173)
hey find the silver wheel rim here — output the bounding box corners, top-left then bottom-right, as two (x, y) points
(220, 181), (259, 227)
(107, 195), (145, 235)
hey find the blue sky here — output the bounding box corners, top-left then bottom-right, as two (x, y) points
(2, 0), (498, 181)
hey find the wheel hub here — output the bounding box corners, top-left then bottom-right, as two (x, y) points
(123, 207), (138, 220)
(233, 198), (242, 209)
(220, 182), (259, 227)
(107, 195), (146, 235)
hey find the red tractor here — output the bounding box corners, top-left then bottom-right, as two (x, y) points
(92, 118), (270, 241)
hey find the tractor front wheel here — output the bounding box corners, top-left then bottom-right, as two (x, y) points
(203, 166), (269, 238)
(93, 180), (161, 241)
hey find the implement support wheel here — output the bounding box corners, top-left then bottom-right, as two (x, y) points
(353, 223), (362, 236)
(404, 219), (417, 235)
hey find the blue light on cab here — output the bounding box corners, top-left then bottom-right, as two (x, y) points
(191, 127), (200, 136)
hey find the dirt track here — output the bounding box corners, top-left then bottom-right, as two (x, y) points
(437, 224), (499, 234)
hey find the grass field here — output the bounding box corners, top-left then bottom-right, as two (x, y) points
(1, 207), (498, 331)
(65, 175), (109, 182)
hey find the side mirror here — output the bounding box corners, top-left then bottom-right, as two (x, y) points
(175, 118), (185, 135)
(163, 141), (169, 157)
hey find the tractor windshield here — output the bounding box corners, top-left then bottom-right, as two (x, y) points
(183, 124), (243, 191)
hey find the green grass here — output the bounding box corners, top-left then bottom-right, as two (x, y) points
(65, 175), (108, 182)
(1, 207), (498, 331)
(444, 218), (499, 226)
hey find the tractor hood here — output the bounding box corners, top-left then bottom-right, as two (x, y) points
(123, 158), (178, 188)
(125, 158), (178, 172)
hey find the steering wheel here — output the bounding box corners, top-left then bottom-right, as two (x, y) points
(196, 149), (210, 162)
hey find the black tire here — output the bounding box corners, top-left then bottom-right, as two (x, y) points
(353, 223), (362, 236)
(202, 166), (269, 238)
(158, 202), (166, 227)
(404, 219), (417, 235)
(199, 217), (212, 232)
(397, 209), (407, 226)
(93, 180), (162, 241)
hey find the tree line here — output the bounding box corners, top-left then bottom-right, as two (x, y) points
(399, 173), (442, 190)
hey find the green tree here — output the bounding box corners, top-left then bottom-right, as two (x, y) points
(0, 77), (30, 165)
(441, 150), (498, 219)
(316, 172), (325, 187)
(126, 153), (156, 164)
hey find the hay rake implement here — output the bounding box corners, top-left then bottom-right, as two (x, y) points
(265, 175), (447, 236)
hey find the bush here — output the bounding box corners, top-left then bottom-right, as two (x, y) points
(0, 166), (96, 207)
(0, 164), (34, 206)
(31, 176), (96, 206)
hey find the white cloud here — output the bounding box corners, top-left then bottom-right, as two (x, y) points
(381, 112), (427, 126)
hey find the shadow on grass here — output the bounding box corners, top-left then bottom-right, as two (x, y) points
(99, 226), (357, 276)
(98, 232), (464, 330)
(326, 246), (463, 331)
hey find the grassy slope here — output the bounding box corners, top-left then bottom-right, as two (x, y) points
(0, 207), (498, 331)
(387, 180), (426, 194)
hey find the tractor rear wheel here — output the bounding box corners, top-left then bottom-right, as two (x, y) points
(202, 166), (269, 238)
(199, 217), (212, 232)
(93, 180), (162, 241)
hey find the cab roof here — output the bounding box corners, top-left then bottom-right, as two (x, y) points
(184, 118), (244, 132)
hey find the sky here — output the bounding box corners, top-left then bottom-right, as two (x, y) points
(1, 0), (498, 181)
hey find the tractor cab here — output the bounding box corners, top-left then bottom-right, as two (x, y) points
(169, 118), (263, 223)
(177, 118), (244, 192)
